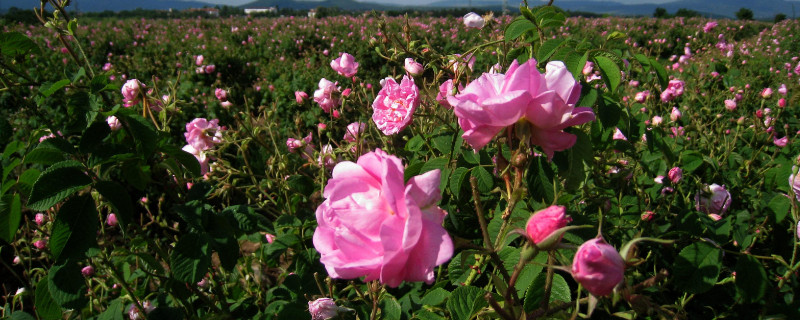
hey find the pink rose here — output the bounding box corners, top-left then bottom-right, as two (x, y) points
(195, 55), (204, 66)
(184, 118), (223, 152)
(313, 149), (453, 287)
(313, 78), (341, 113)
(330, 52), (359, 78)
(774, 136), (788, 147)
(435, 79), (462, 109)
(34, 239), (47, 250)
(121, 79), (144, 107)
(778, 84), (788, 95)
(295, 91), (308, 104)
(35, 213), (46, 226)
(724, 99), (737, 111)
(204, 64), (215, 74)
(107, 213), (118, 227)
(463, 12), (485, 29)
(343, 122), (366, 143)
(404, 58), (423, 76)
(703, 21), (718, 33)
(525, 205), (571, 247)
(107, 116), (121, 131)
(668, 167), (682, 184)
(634, 90), (649, 103)
(265, 233), (276, 244)
(612, 128), (628, 141)
(695, 183), (732, 216)
(791, 166), (800, 202)
(372, 75), (420, 135)
(81, 265), (95, 277)
(572, 237), (625, 296)
(182, 144), (209, 175)
(761, 87), (774, 99)
(214, 88), (228, 102)
(670, 107), (682, 122)
(317, 144), (338, 169)
(582, 61), (594, 76)
(308, 298), (343, 320)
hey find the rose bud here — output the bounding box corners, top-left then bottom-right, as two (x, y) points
(525, 205), (571, 249)
(572, 237), (626, 296)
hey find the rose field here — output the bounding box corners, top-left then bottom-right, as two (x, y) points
(2, 0), (800, 319)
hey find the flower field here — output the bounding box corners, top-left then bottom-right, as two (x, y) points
(1, 1), (800, 319)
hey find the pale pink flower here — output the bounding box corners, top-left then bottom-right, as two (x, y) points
(107, 213), (118, 227)
(265, 233), (276, 244)
(724, 99), (737, 111)
(184, 118), (223, 152)
(463, 12), (485, 29)
(35, 213), (46, 226)
(572, 237), (625, 296)
(372, 75), (420, 135)
(634, 90), (649, 103)
(703, 21), (718, 33)
(435, 79), (461, 109)
(525, 205), (571, 248)
(330, 52), (359, 78)
(195, 55), (204, 66)
(313, 149), (453, 287)
(774, 136), (789, 147)
(670, 107), (682, 121)
(313, 78), (341, 113)
(582, 61), (594, 76)
(214, 88), (228, 102)
(295, 91), (308, 104)
(695, 184), (732, 216)
(182, 145), (209, 175)
(613, 128), (627, 141)
(651, 116), (663, 126)
(317, 144), (338, 169)
(204, 64), (215, 74)
(308, 298), (342, 320)
(121, 79), (144, 107)
(12, 256), (20, 265)
(107, 116), (121, 131)
(343, 122), (366, 143)
(404, 58), (423, 76)
(761, 87), (774, 99)
(778, 84), (788, 95)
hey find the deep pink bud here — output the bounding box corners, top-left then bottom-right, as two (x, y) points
(295, 91), (309, 104)
(265, 233), (276, 244)
(34, 239), (47, 250)
(81, 265), (95, 277)
(35, 213), (46, 226)
(668, 167), (682, 184)
(107, 213), (118, 227)
(571, 238), (625, 296)
(525, 205), (571, 247)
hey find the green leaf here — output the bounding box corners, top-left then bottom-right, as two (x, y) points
(446, 286), (487, 320)
(470, 166), (493, 193)
(420, 288), (450, 306)
(286, 175), (314, 197)
(527, 157), (556, 203)
(649, 57), (668, 89)
(0, 194), (21, 242)
(421, 157), (448, 175)
(505, 18), (535, 42)
(265, 234), (300, 257)
(79, 121), (111, 154)
(672, 242), (722, 294)
(449, 167), (470, 199)
(16, 168), (40, 197)
(381, 295), (402, 320)
(0, 32), (41, 56)
(98, 298), (125, 320)
(35, 278), (61, 320)
(735, 255), (768, 303)
(49, 195), (98, 262)
(767, 193), (791, 223)
(170, 233), (211, 283)
(524, 273), (571, 312)
(39, 79), (71, 97)
(27, 160), (91, 211)
(95, 181), (134, 229)
(119, 113), (157, 156)
(405, 135), (425, 152)
(415, 309), (446, 320)
(605, 31), (627, 42)
(681, 151), (704, 173)
(160, 145), (201, 177)
(23, 146), (65, 165)
(536, 38), (565, 63)
(222, 205), (260, 234)
(48, 260), (88, 309)
(10, 311), (36, 320)
(594, 56), (621, 93)
(447, 252), (483, 285)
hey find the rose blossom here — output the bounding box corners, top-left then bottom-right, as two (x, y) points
(695, 183), (732, 216)
(525, 205), (571, 247)
(184, 118), (223, 152)
(295, 91), (308, 104)
(761, 88), (774, 99)
(313, 149), (453, 287)
(670, 107), (682, 122)
(34, 239), (47, 250)
(463, 12), (485, 29)
(449, 53), (476, 72)
(435, 79), (461, 109)
(774, 136), (789, 147)
(265, 233), (276, 244)
(35, 213), (46, 226)
(107, 116), (121, 131)
(107, 213), (118, 227)
(214, 88), (228, 102)
(81, 265), (95, 277)
(703, 21), (718, 33)
(404, 58), (423, 76)
(313, 78), (341, 113)
(182, 144), (209, 175)
(668, 167), (682, 184)
(343, 122), (366, 143)
(572, 237), (626, 296)
(330, 52), (359, 78)
(121, 79), (144, 107)
(308, 298), (349, 320)
(634, 90), (649, 103)
(724, 99), (737, 111)
(372, 75), (420, 135)
(317, 144), (338, 169)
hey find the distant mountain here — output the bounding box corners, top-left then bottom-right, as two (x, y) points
(239, 0), (394, 11)
(0, 0), (213, 12)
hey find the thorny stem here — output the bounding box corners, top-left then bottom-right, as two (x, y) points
(486, 292), (515, 320)
(471, 176), (494, 252)
(541, 253), (555, 312)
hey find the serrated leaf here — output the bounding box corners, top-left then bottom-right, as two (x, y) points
(381, 295), (402, 320)
(48, 260), (87, 309)
(10, 311), (36, 320)
(524, 273), (571, 312)
(470, 166), (493, 193)
(98, 298), (124, 320)
(735, 255), (768, 303)
(34, 278), (61, 320)
(505, 18), (535, 42)
(170, 233), (211, 283)
(449, 167), (470, 198)
(0, 32), (41, 56)
(49, 195), (98, 262)
(649, 57), (668, 89)
(405, 135), (424, 152)
(39, 79), (70, 97)
(421, 288), (450, 306)
(286, 175), (314, 197)
(119, 113), (157, 156)
(536, 38), (565, 63)
(160, 145), (201, 177)
(527, 157), (556, 203)
(27, 160), (91, 211)
(594, 56), (621, 93)
(23, 146), (65, 165)
(79, 121), (111, 153)
(95, 181), (134, 230)
(223, 205), (260, 234)
(421, 157), (448, 175)
(447, 286), (487, 320)
(672, 242), (722, 294)
(767, 193), (791, 223)
(0, 194), (21, 242)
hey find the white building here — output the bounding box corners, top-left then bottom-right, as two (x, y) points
(244, 7), (278, 15)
